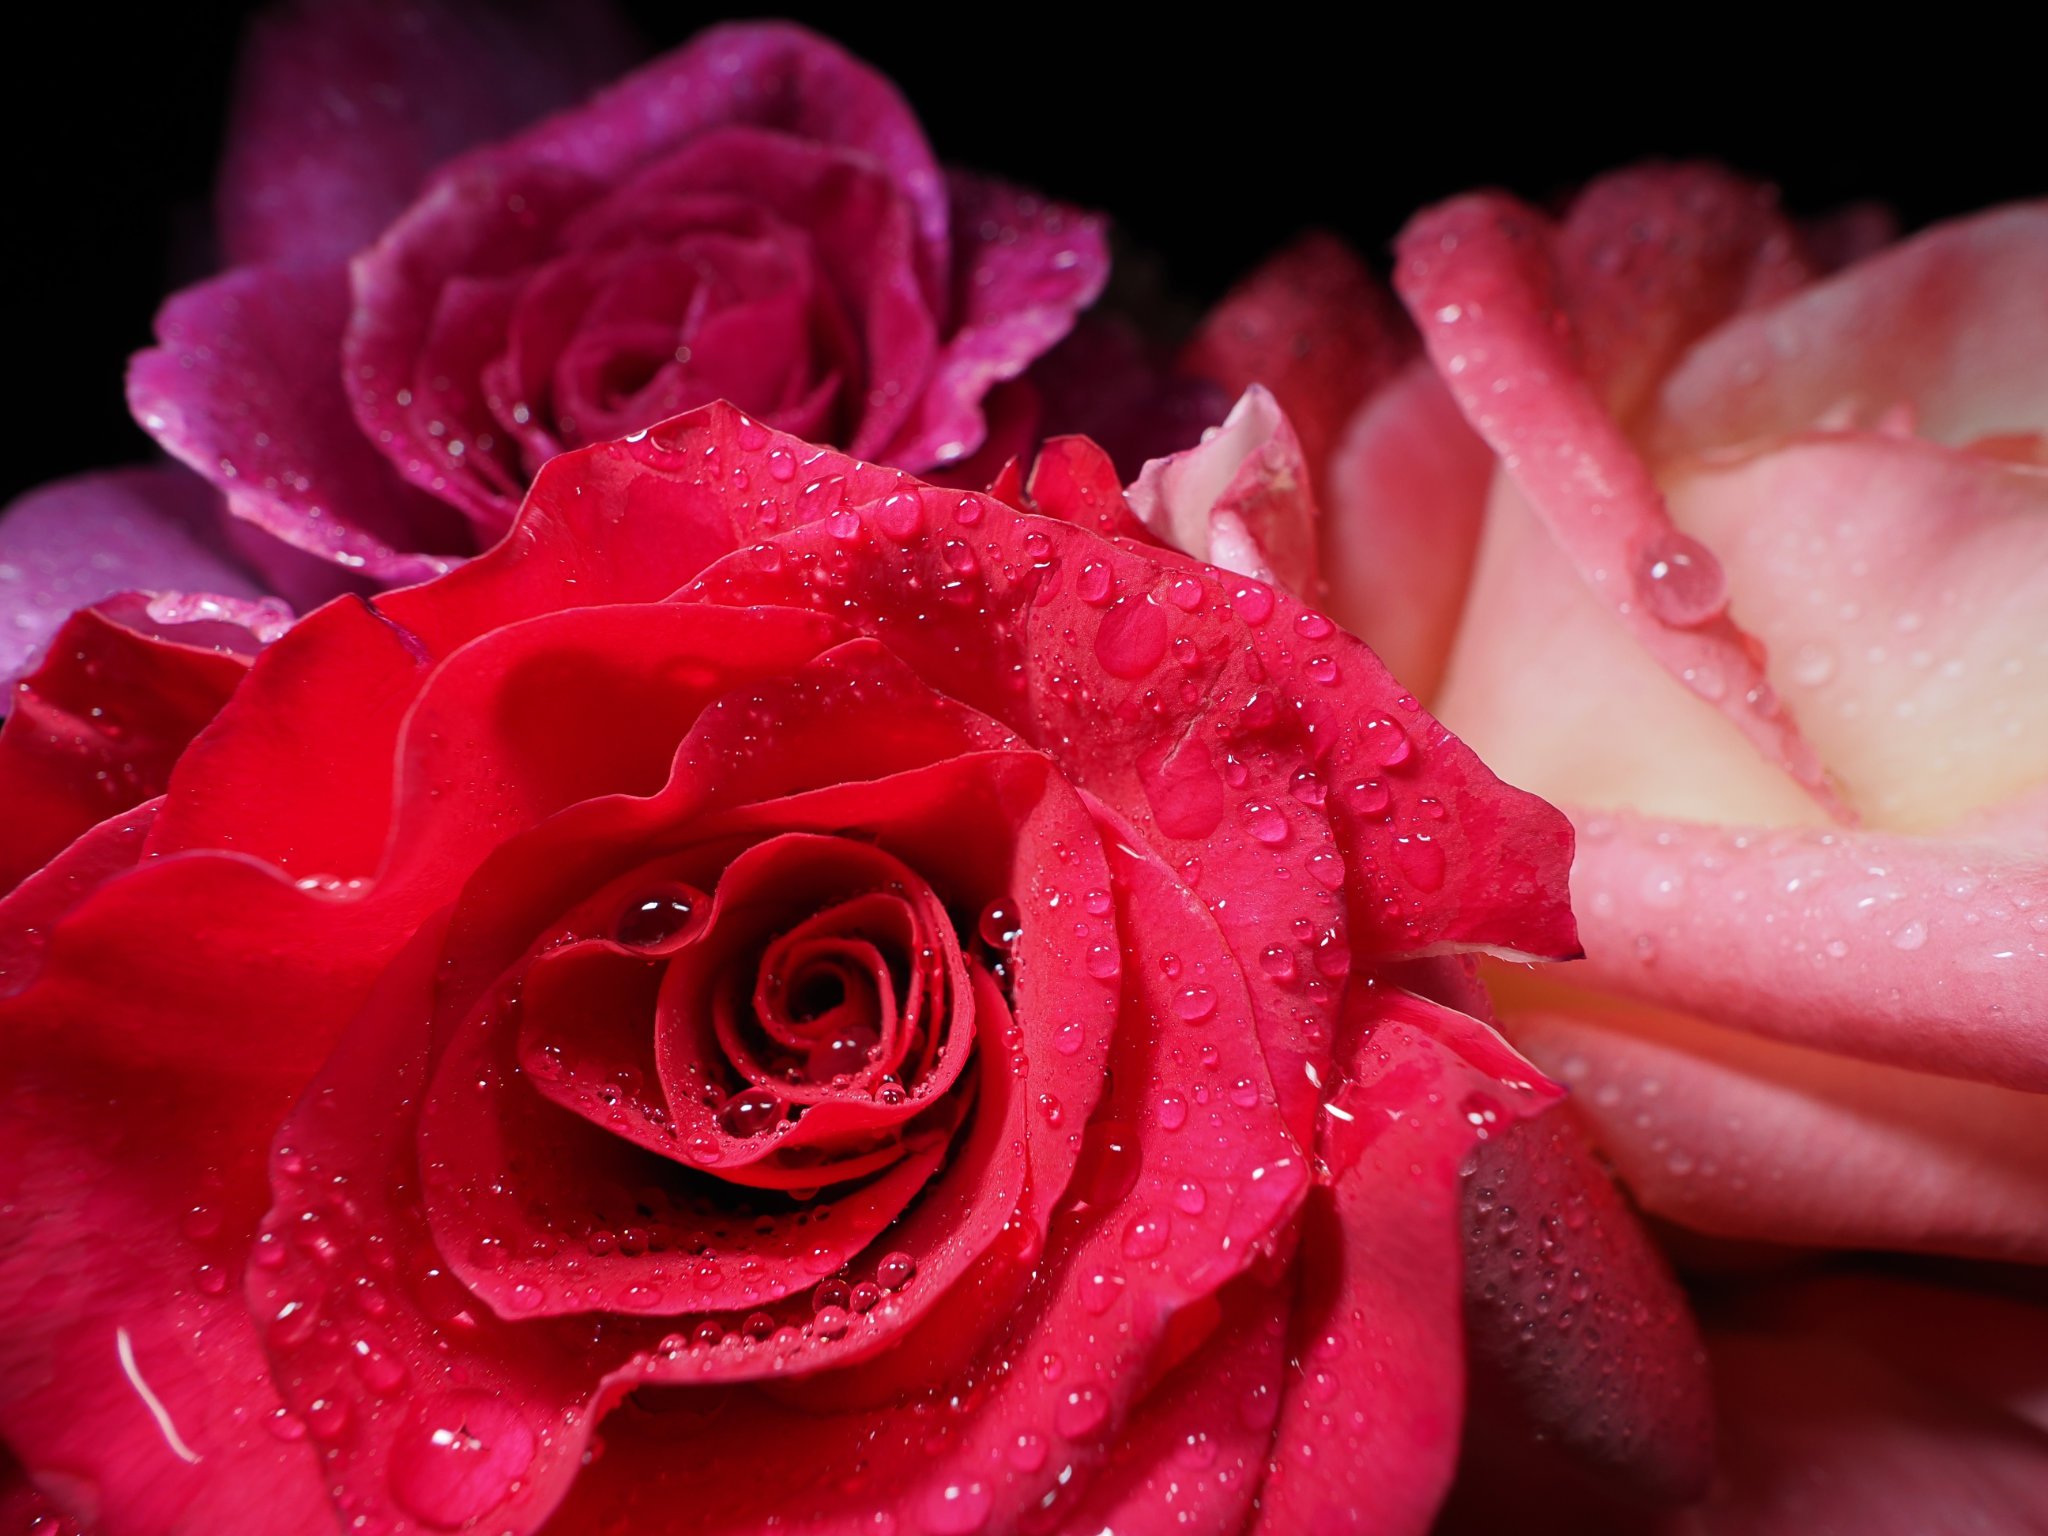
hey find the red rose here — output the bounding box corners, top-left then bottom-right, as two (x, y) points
(126, 15), (1107, 599)
(1167, 166), (2048, 1528)
(0, 401), (1700, 1536)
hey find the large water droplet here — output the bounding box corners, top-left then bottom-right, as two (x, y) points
(925, 1480), (992, 1534)
(1633, 531), (1728, 627)
(719, 1087), (787, 1138)
(616, 888), (697, 949)
(388, 1392), (536, 1530)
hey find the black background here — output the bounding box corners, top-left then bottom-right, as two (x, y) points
(9, 4), (2038, 504)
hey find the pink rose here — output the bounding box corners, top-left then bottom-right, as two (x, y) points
(125, 11), (1107, 599)
(1167, 164), (2048, 1527)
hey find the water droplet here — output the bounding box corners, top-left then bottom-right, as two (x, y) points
(875, 494), (923, 540)
(925, 1480), (992, 1534)
(1633, 531), (1728, 626)
(719, 1088), (787, 1138)
(1121, 1212), (1170, 1260)
(1095, 598), (1170, 679)
(616, 888), (696, 948)
(1157, 1091), (1188, 1130)
(1076, 561), (1115, 605)
(876, 1252), (916, 1291)
(1056, 1384), (1110, 1439)
(1244, 804), (1289, 844)
(1892, 919), (1927, 951)
(388, 1392), (535, 1530)
(1259, 946), (1296, 981)
(806, 1025), (881, 1084)
(1790, 645), (1836, 688)
(978, 899), (1022, 949)
(1172, 985), (1218, 1022)
(1174, 1179), (1207, 1214)
(1294, 611), (1334, 639)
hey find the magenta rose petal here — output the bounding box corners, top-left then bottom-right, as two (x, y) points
(1650, 199), (2048, 457)
(1568, 810), (2048, 1087)
(0, 466), (271, 686)
(1320, 359), (1495, 696)
(1396, 194), (1852, 819)
(1511, 1003), (2048, 1260)
(882, 171), (1108, 469)
(129, 263), (471, 585)
(1250, 988), (1561, 1536)
(216, 0), (640, 266)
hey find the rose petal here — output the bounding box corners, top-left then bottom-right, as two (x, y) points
(1671, 1325), (2048, 1535)
(1129, 384), (1323, 598)
(1507, 1002), (2048, 1260)
(0, 466), (273, 687)
(0, 798), (156, 996)
(1665, 432), (2048, 832)
(1551, 163), (1811, 423)
(129, 263), (470, 585)
(1650, 199), (2048, 457)
(1460, 1104), (1714, 1501)
(216, 0), (640, 266)
(1181, 231), (1413, 486)
(0, 1062), (332, 1536)
(1566, 810), (2048, 1088)
(1397, 193), (1846, 817)
(1250, 989), (1561, 1536)
(0, 606), (249, 893)
(1320, 359), (1494, 698)
(882, 171), (1109, 470)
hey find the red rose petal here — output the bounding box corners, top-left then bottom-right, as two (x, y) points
(1396, 193), (1847, 818)
(0, 606), (249, 892)
(1459, 1104), (1713, 1502)
(1250, 988), (1560, 1536)
(0, 798), (156, 995)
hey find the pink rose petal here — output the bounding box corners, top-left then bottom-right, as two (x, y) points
(1508, 1002), (2048, 1260)
(1128, 384), (1323, 599)
(1650, 199), (2048, 457)
(1321, 359), (1494, 698)
(1397, 193), (1847, 818)
(1568, 809), (2048, 1088)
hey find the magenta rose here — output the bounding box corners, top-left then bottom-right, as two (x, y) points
(125, 14), (1107, 598)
